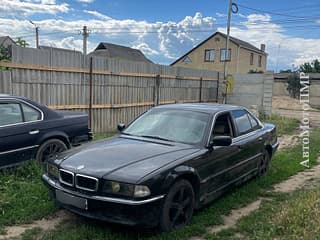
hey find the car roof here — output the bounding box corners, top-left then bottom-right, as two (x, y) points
(0, 94), (11, 97)
(154, 103), (241, 114)
(0, 94), (23, 98)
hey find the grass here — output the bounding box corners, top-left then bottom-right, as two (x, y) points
(237, 187), (320, 240)
(0, 131), (117, 233)
(93, 131), (117, 141)
(21, 227), (43, 240)
(0, 162), (57, 232)
(261, 114), (300, 136)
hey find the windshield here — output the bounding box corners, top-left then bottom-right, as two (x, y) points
(123, 109), (210, 144)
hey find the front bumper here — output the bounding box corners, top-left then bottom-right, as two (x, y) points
(42, 174), (164, 227)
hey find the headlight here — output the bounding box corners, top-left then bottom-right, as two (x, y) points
(134, 185), (151, 198)
(47, 163), (59, 179)
(103, 181), (151, 198)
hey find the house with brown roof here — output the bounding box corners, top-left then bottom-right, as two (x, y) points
(171, 32), (267, 74)
(89, 42), (153, 63)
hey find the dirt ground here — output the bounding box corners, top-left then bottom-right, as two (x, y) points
(273, 96), (320, 128)
(0, 211), (73, 240)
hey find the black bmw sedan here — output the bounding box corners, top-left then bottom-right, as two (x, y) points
(42, 103), (279, 231)
(0, 94), (92, 168)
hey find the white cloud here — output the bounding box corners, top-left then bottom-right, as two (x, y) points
(0, 12), (215, 61)
(0, 0), (69, 16)
(0, 11), (319, 69)
(132, 43), (159, 56)
(84, 10), (111, 20)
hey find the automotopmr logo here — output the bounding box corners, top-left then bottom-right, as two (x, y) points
(299, 72), (310, 168)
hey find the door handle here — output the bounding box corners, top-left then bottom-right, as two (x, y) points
(258, 137), (263, 142)
(29, 130), (40, 135)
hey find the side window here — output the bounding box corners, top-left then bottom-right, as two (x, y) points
(232, 110), (252, 136)
(248, 113), (259, 129)
(0, 103), (23, 126)
(212, 113), (234, 138)
(21, 103), (41, 122)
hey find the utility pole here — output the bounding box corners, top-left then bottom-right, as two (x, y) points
(80, 26), (90, 55)
(29, 20), (39, 48)
(223, 0), (233, 79)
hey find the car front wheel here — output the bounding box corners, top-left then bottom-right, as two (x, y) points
(36, 139), (67, 164)
(159, 179), (195, 232)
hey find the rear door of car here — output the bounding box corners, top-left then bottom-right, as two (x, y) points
(0, 99), (43, 167)
(230, 109), (264, 176)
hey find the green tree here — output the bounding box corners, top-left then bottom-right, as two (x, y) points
(299, 59), (320, 73)
(0, 45), (11, 61)
(15, 37), (29, 47)
(286, 72), (300, 99)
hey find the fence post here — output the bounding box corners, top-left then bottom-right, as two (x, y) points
(199, 77), (203, 102)
(154, 74), (160, 105)
(89, 57), (93, 130)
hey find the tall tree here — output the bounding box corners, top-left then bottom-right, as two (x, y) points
(15, 37), (29, 48)
(299, 59), (320, 73)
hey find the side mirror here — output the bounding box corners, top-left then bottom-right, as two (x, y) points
(209, 136), (232, 148)
(117, 123), (126, 132)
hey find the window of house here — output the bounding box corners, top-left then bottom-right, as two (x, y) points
(250, 53), (254, 65)
(258, 55), (262, 67)
(220, 49), (231, 61)
(21, 103), (41, 122)
(204, 49), (215, 62)
(182, 56), (192, 64)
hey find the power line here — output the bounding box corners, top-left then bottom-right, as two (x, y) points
(236, 2), (319, 19)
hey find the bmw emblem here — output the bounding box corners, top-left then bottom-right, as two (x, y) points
(77, 165), (85, 170)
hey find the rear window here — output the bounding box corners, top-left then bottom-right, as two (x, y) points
(232, 110), (252, 135)
(21, 103), (41, 122)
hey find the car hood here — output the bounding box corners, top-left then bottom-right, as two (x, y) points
(56, 136), (200, 183)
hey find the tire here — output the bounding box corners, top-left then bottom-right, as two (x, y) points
(36, 139), (67, 164)
(258, 150), (270, 176)
(159, 179), (195, 232)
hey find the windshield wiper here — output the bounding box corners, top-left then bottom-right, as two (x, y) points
(121, 132), (135, 136)
(139, 135), (175, 142)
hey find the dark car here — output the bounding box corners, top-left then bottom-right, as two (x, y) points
(0, 94), (92, 168)
(42, 103), (279, 231)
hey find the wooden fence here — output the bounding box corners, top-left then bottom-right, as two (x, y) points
(0, 46), (223, 132)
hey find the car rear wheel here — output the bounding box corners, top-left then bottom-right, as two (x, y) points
(258, 150), (270, 176)
(36, 139), (67, 164)
(159, 179), (195, 232)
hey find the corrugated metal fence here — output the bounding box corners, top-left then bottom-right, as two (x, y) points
(0, 45), (223, 132)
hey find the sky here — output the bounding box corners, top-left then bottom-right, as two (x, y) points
(0, 0), (319, 72)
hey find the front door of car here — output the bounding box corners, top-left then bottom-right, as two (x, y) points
(0, 100), (42, 168)
(197, 112), (240, 200)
